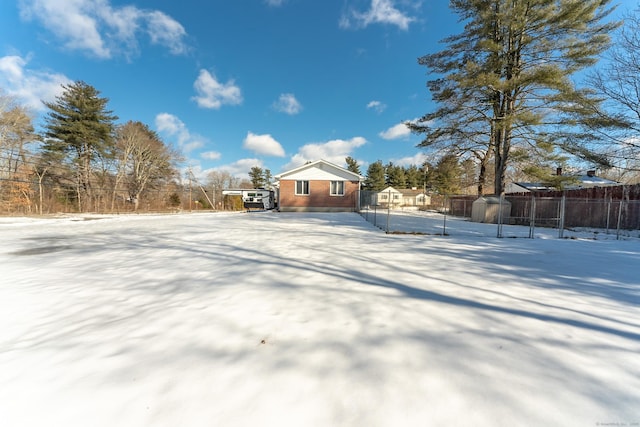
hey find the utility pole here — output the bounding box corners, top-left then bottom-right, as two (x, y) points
(423, 165), (429, 206)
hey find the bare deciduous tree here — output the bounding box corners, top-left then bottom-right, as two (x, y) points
(114, 121), (181, 211)
(590, 8), (640, 183)
(206, 170), (243, 210)
(0, 94), (38, 212)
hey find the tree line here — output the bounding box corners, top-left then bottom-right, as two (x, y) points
(344, 155), (474, 195)
(1, 81), (183, 214)
(3, 1), (640, 213)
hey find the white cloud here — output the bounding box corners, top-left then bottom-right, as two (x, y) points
(283, 137), (367, 170)
(201, 151), (222, 161)
(155, 113), (205, 153)
(18, 0), (187, 59)
(145, 10), (188, 55)
(340, 0), (415, 30)
(192, 70), (243, 109)
(0, 54), (71, 111)
(243, 132), (286, 157)
(265, 0), (285, 6)
(366, 100), (386, 113)
(272, 93), (302, 115)
(391, 152), (429, 167)
(213, 158), (264, 180)
(379, 122), (411, 140)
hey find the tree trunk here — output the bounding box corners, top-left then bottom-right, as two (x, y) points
(37, 171), (45, 215)
(477, 160), (487, 196)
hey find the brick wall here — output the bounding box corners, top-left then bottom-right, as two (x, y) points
(279, 180), (359, 211)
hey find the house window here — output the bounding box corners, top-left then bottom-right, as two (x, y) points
(330, 181), (344, 196)
(295, 180), (309, 195)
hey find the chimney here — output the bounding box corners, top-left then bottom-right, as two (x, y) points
(556, 167), (562, 176)
(587, 170), (595, 177)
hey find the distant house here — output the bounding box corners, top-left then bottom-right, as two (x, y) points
(506, 170), (619, 193)
(567, 171), (619, 189)
(398, 188), (431, 207)
(375, 186), (430, 208)
(274, 159), (364, 212)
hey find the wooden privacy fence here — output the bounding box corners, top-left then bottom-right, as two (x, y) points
(449, 184), (640, 232)
(507, 196), (640, 231)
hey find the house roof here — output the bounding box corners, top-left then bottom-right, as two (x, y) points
(510, 182), (555, 192)
(274, 159), (364, 181)
(398, 189), (426, 196)
(377, 186), (426, 196)
(570, 174), (619, 188)
(509, 174), (619, 193)
(377, 186), (402, 194)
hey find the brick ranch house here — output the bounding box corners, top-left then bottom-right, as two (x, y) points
(274, 159), (364, 212)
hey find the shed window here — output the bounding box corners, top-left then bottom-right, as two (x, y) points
(295, 180), (310, 195)
(330, 181), (344, 196)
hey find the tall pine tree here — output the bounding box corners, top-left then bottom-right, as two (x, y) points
(345, 156), (361, 175)
(248, 166), (265, 188)
(43, 81), (117, 211)
(410, 0), (619, 195)
(364, 161), (386, 191)
(385, 163), (407, 188)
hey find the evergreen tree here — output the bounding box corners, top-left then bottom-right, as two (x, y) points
(364, 160), (386, 191)
(460, 158), (478, 194)
(263, 169), (273, 188)
(42, 81), (117, 211)
(345, 156), (361, 175)
(404, 165), (421, 189)
(249, 166), (265, 188)
(385, 163), (406, 188)
(433, 154), (462, 195)
(512, 142), (576, 189)
(410, 0), (619, 195)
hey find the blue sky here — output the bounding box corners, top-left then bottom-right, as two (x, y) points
(0, 0), (634, 180)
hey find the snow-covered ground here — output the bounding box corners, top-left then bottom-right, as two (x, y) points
(360, 208), (640, 239)
(1, 212), (639, 427)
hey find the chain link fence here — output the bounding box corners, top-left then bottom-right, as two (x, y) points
(358, 189), (640, 239)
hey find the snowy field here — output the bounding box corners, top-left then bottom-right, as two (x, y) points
(1, 212), (639, 427)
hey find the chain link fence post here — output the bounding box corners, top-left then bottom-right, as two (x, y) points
(616, 198), (624, 240)
(529, 192), (536, 238)
(374, 203), (377, 228)
(443, 195), (448, 235)
(497, 194), (504, 238)
(606, 195), (612, 235)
